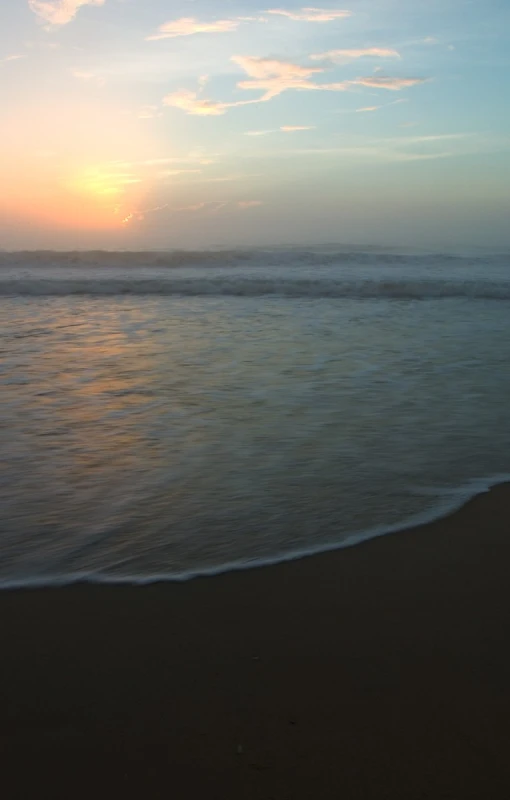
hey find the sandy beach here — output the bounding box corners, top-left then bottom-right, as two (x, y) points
(1, 484), (510, 799)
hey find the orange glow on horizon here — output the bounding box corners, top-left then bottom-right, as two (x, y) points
(0, 162), (146, 232)
(0, 95), (154, 236)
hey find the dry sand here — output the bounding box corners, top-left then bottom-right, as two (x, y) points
(1, 484), (510, 799)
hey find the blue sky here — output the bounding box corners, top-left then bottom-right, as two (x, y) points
(1, 0), (509, 248)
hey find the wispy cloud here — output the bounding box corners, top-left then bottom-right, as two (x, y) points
(266, 8), (352, 23)
(176, 202), (208, 212)
(246, 125), (315, 135)
(166, 57), (427, 116)
(281, 125), (316, 132)
(29, 0), (105, 27)
(122, 201), (226, 225)
(113, 154), (218, 169)
(395, 133), (472, 143)
(122, 198), (260, 226)
(270, 146), (458, 164)
(352, 76), (427, 91)
(147, 17), (239, 40)
(121, 204), (169, 225)
(273, 132), (478, 163)
(232, 56), (330, 100)
(238, 15), (269, 23)
(391, 151), (454, 162)
(0, 54), (27, 64)
(197, 174), (259, 183)
(174, 200), (228, 213)
(72, 69), (105, 86)
(233, 57), (425, 100)
(234, 57), (425, 99)
(310, 47), (400, 63)
(354, 98), (408, 113)
(121, 129), (486, 226)
(160, 169), (202, 178)
(163, 89), (227, 116)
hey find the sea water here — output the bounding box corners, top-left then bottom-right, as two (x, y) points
(1, 248), (509, 587)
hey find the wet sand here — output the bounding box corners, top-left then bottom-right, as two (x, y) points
(1, 485), (510, 799)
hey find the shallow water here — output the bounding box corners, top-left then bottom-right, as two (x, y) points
(1, 250), (509, 586)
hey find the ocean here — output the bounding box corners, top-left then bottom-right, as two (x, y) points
(1, 248), (509, 588)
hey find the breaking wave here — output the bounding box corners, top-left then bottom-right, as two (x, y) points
(1, 248), (509, 270)
(1, 249), (508, 299)
(1, 275), (510, 300)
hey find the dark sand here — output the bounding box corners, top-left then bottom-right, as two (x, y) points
(1, 485), (510, 799)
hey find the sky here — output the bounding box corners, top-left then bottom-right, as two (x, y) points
(1, 0), (509, 249)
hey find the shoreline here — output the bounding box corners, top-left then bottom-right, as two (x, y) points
(1, 483), (510, 798)
(2, 474), (509, 591)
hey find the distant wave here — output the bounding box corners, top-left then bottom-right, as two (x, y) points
(1, 248), (509, 270)
(0, 276), (509, 300)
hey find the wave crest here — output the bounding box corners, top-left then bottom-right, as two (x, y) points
(1, 276), (509, 299)
(1, 248), (508, 270)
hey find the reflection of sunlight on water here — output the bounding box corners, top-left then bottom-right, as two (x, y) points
(2, 302), (166, 505)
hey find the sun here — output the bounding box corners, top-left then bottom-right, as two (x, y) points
(58, 165), (144, 228)
(71, 167), (141, 198)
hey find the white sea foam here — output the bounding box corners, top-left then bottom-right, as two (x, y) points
(0, 474), (508, 591)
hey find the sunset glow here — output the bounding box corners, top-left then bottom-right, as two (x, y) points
(1, 1), (509, 248)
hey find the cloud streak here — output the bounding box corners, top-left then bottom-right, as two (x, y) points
(281, 125), (316, 132)
(165, 57), (427, 117)
(113, 154), (218, 168)
(196, 174), (259, 183)
(311, 47), (400, 63)
(0, 54), (27, 63)
(147, 17), (239, 40)
(354, 98), (409, 113)
(173, 200), (229, 213)
(232, 56), (339, 101)
(232, 58), (424, 101)
(266, 8), (352, 22)
(163, 89), (227, 116)
(29, 0), (105, 27)
(246, 126), (315, 135)
(352, 76), (427, 91)
(269, 132), (477, 163)
(121, 201), (222, 225)
(160, 169), (202, 178)
(122, 198), (263, 226)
